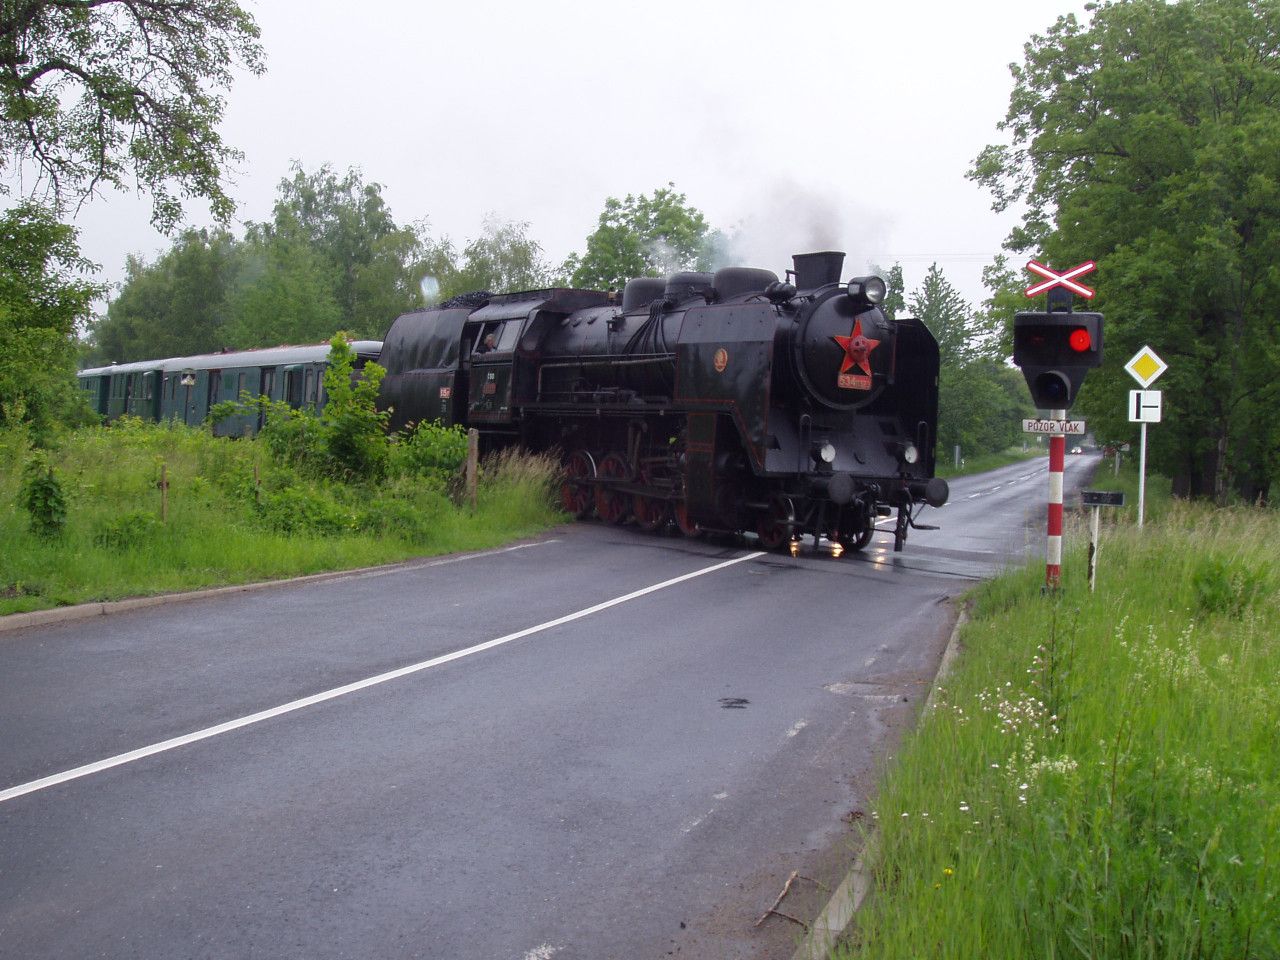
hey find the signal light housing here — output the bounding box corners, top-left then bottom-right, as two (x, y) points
(1013, 311), (1104, 409)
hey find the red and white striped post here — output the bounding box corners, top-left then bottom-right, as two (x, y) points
(1046, 409), (1066, 588)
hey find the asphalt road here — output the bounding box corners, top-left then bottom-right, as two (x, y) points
(0, 454), (1098, 960)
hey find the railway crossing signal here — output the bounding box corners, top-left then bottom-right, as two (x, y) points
(1016, 258), (1106, 591)
(1013, 310), (1104, 410)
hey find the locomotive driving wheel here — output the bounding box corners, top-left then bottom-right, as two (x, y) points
(594, 453), (632, 525)
(561, 450), (596, 519)
(633, 462), (671, 533)
(756, 495), (795, 552)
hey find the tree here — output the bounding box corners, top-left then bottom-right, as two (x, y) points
(224, 227), (341, 348)
(937, 361), (1029, 461)
(418, 217), (558, 303)
(970, 0), (1280, 501)
(88, 227), (241, 362)
(0, 202), (102, 437)
(0, 0), (264, 230)
(905, 263), (1029, 460)
(977, 254), (1023, 359)
(451, 217), (553, 296)
(908, 263), (1000, 366)
(875, 263), (906, 321)
(94, 164), (436, 360)
(565, 184), (721, 290)
(263, 165), (425, 337)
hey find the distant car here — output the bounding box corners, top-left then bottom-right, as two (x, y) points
(1070, 447), (1085, 454)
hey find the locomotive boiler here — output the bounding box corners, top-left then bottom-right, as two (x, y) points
(377, 250), (948, 552)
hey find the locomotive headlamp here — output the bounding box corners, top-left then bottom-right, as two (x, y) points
(817, 442), (836, 464)
(847, 276), (888, 307)
(889, 441), (919, 465)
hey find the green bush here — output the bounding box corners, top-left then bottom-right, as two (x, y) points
(392, 420), (468, 490)
(256, 485), (353, 535)
(258, 399), (326, 473)
(321, 333), (390, 482)
(20, 451), (67, 538)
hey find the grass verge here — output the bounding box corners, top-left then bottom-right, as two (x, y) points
(1, 424), (565, 616)
(835, 497), (1279, 958)
(936, 446), (1044, 479)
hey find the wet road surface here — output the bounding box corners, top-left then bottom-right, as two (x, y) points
(0, 454), (1097, 959)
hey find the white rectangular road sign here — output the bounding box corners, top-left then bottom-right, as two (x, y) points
(1129, 390), (1162, 423)
(1023, 419), (1086, 435)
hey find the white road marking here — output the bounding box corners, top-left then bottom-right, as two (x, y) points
(521, 946), (560, 960)
(786, 720), (808, 738)
(0, 551), (765, 805)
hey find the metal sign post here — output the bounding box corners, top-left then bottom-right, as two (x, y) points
(1124, 347), (1168, 527)
(1080, 490), (1125, 592)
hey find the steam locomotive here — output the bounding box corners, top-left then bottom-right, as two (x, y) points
(377, 250), (948, 552)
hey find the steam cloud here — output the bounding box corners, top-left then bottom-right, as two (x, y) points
(714, 179), (893, 279)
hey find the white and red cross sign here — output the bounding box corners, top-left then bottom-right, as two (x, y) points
(1025, 259), (1096, 299)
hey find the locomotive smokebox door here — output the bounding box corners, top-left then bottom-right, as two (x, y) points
(794, 289), (894, 411)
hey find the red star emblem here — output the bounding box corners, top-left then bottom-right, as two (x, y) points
(832, 319), (880, 376)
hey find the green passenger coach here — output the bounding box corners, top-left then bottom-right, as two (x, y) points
(78, 341), (383, 436)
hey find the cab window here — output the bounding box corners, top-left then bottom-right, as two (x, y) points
(496, 320), (522, 351)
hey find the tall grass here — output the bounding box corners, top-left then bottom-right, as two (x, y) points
(1, 423), (565, 615)
(837, 501), (1279, 958)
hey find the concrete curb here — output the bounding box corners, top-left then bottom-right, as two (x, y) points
(790, 604), (970, 960)
(0, 537), (556, 636)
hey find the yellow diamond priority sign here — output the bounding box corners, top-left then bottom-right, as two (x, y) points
(1125, 345), (1167, 388)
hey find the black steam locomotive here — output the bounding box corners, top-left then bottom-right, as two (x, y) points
(377, 250), (948, 552)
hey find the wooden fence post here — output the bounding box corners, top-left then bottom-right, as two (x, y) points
(466, 428), (480, 509)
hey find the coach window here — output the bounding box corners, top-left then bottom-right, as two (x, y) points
(236, 371), (246, 399)
(305, 370), (316, 405)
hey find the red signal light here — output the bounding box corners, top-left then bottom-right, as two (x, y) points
(1068, 328), (1091, 352)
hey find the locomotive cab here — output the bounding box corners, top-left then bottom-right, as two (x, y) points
(377, 307), (472, 430)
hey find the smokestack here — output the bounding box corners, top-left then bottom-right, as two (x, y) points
(792, 251), (845, 290)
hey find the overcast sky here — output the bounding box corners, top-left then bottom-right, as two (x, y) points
(68, 0), (1090, 318)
